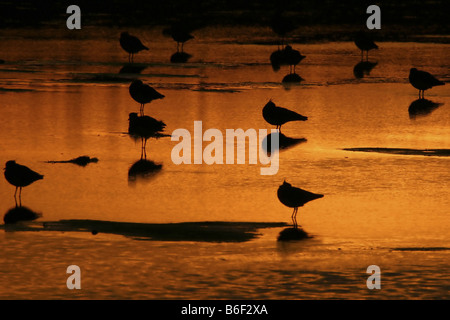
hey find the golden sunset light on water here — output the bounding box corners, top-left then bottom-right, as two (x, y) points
(0, 1), (449, 308)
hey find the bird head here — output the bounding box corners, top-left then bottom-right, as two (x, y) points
(410, 68), (418, 73)
(5, 160), (16, 170)
(281, 180), (291, 187)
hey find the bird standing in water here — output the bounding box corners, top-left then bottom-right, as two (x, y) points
(4, 160), (43, 205)
(129, 80), (165, 116)
(409, 68), (445, 99)
(277, 181), (323, 228)
(120, 32), (149, 63)
(354, 32), (378, 61)
(128, 113), (166, 159)
(262, 100), (307, 131)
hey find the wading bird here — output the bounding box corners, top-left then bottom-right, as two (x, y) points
(277, 181), (323, 228)
(409, 68), (445, 99)
(128, 113), (166, 159)
(262, 100), (307, 131)
(129, 80), (165, 116)
(120, 32), (149, 63)
(354, 32), (378, 61)
(4, 161), (43, 204)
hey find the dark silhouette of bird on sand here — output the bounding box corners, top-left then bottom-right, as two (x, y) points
(277, 181), (323, 228)
(129, 80), (165, 116)
(4, 161), (43, 203)
(354, 32), (378, 61)
(409, 68), (445, 99)
(120, 32), (149, 63)
(262, 100), (307, 131)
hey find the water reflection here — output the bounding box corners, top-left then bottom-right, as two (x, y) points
(277, 227), (309, 241)
(128, 157), (162, 183)
(261, 132), (307, 154)
(170, 51), (192, 63)
(3, 205), (41, 224)
(119, 63), (147, 74)
(408, 98), (444, 119)
(353, 60), (378, 79)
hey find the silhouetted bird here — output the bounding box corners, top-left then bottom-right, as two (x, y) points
(277, 181), (323, 228)
(284, 45), (305, 74)
(128, 112), (166, 138)
(262, 100), (307, 131)
(4, 161), (43, 202)
(129, 80), (165, 116)
(354, 32), (378, 61)
(409, 68), (445, 99)
(120, 32), (149, 63)
(171, 29), (194, 53)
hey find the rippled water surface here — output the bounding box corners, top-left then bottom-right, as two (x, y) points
(0, 26), (449, 299)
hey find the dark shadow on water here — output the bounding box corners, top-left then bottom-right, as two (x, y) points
(353, 60), (378, 79)
(277, 227), (310, 241)
(46, 156), (98, 167)
(0, 220), (287, 243)
(3, 206), (41, 224)
(262, 132), (307, 154)
(128, 158), (162, 184)
(343, 147), (450, 157)
(119, 63), (147, 74)
(408, 98), (444, 119)
(170, 51), (192, 63)
(282, 73), (303, 84)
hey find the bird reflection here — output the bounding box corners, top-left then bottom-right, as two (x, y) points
(277, 227), (309, 241)
(408, 98), (444, 119)
(353, 60), (378, 79)
(277, 181), (323, 229)
(128, 157), (162, 183)
(119, 64), (147, 74)
(3, 205), (41, 224)
(170, 51), (192, 63)
(261, 132), (307, 154)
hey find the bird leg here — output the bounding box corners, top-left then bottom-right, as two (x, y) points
(19, 187), (22, 206)
(291, 207), (299, 228)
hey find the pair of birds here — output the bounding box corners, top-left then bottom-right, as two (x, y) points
(120, 29), (194, 62)
(261, 101), (322, 228)
(355, 33), (445, 97)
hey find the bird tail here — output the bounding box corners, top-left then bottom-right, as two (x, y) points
(295, 114), (308, 121)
